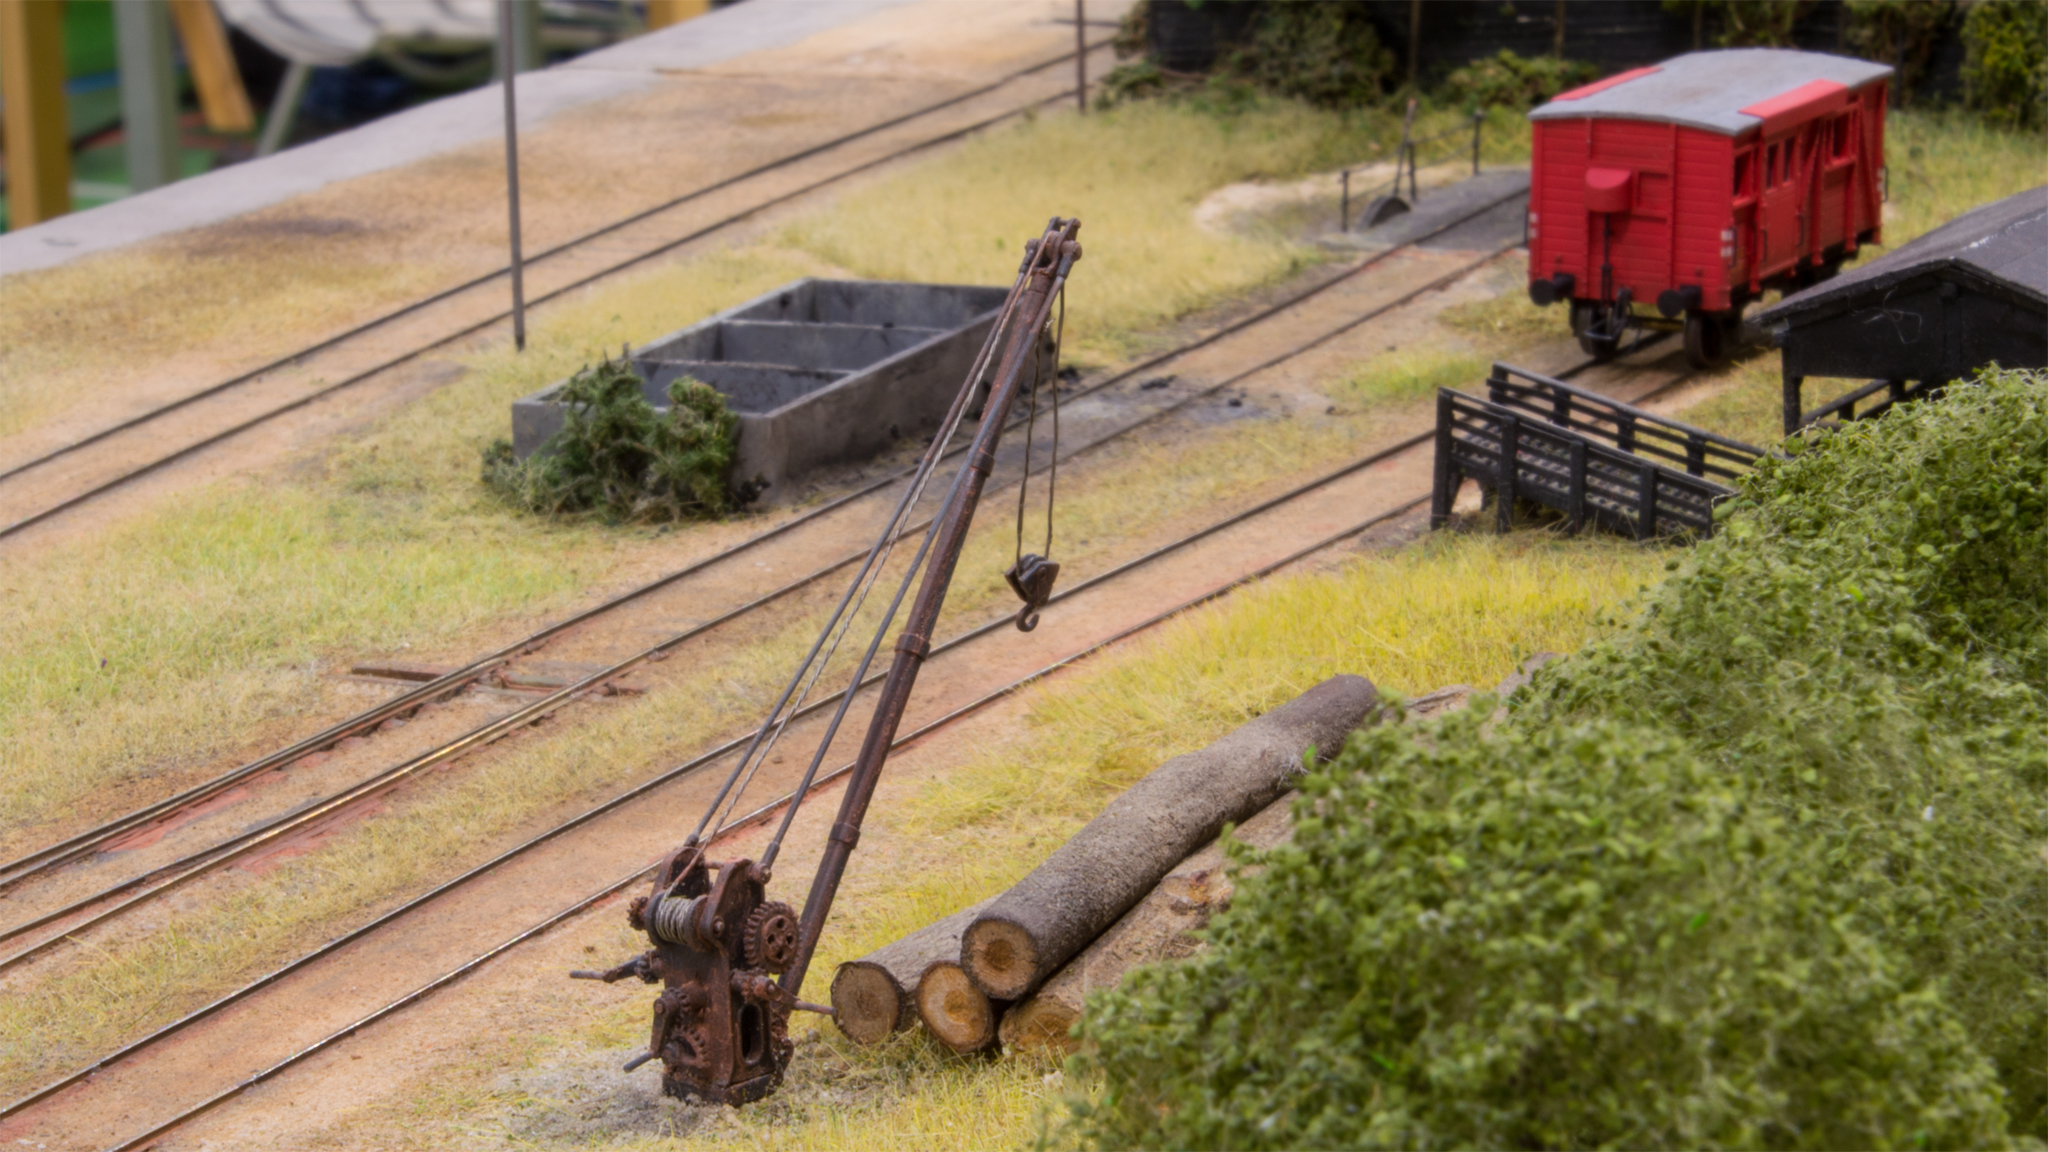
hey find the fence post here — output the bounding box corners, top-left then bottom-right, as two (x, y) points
(1636, 461), (1659, 540)
(1686, 436), (1706, 476)
(1617, 411), (1637, 457)
(1568, 438), (1587, 536)
(1552, 389), (1571, 428)
(1472, 110), (1482, 175)
(1497, 414), (1519, 535)
(1341, 169), (1350, 232)
(1431, 391), (1456, 530)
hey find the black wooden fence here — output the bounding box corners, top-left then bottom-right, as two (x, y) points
(1432, 363), (1766, 541)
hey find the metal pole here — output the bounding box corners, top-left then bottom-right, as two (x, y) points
(1472, 111), (1482, 175)
(255, 61), (309, 157)
(500, 3), (528, 352)
(1340, 169), (1350, 232)
(1075, 0), (1086, 113)
(116, 0), (180, 192)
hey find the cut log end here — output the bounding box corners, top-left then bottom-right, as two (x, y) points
(999, 996), (1082, 1057)
(830, 961), (905, 1046)
(916, 961), (999, 1053)
(961, 917), (1037, 1001)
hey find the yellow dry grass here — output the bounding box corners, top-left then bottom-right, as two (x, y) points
(311, 530), (1657, 1149)
(0, 247), (833, 845)
(0, 223), (457, 444)
(2, 95), (1460, 845)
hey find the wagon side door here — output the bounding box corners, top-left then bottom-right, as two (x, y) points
(1757, 133), (1802, 277)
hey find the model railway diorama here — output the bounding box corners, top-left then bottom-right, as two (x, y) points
(2, 3), (2044, 1146)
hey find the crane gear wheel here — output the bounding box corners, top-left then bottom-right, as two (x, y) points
(745, 902), (800, 971)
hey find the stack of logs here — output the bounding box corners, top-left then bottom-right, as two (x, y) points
(830, 674), (1386, 1056)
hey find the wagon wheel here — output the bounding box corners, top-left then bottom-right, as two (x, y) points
(1683, 311), (1726, 369)
(1570, 302), (1611, 359)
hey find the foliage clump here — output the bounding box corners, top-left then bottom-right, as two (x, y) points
(1441, 50), (1598, 111)
(1217, 2), (1396, 109)
(1069, 368), (2048, 1147)
(1962, 0), (2048, 131)
(483, 355), (741, 521)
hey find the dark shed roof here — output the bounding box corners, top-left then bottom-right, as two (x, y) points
(1758, 184), (2048, 383)
(1758, 184), (2048, 326)
(1527, 49), (1892, 136)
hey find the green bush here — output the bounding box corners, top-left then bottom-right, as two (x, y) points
(482, 355), (741, 521)
(1963, 0), (2048, 131)
(1441, 50), (1598, 111)
(1069, 368), (2048, 1147)
(1844, 0), (1958, 107)
(1219, 2), (1396, 109)
(1070, 716), (2014, 1149)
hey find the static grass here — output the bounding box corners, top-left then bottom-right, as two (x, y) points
(0, 234), (455, 443)
(1884, 108), (2048, 246)
(3, 95), (1498, 843)
(0, 246), (831, 844)
(310, 530), (1656, 1150)
(780, 100), (1526, 363)
(1337, 348), (1490, 408)
(0, 375), (1437, 1098)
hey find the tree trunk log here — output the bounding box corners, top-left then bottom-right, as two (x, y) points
(999, 793), (1297, 1055)
(830, 898), (992, 1045)
(961, 674), (1378, 1001)
(916, 960), (1005, 1053)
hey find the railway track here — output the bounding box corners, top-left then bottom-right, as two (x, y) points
(0, 37), (1122, 544)
(0, 319), (1704, 1151)
(0, 186), (1535, 961)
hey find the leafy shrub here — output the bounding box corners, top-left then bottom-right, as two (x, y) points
(1844, 0), (1958, 107)
(1963, 0), (2048, 131)
(1441, 50), (1598, 111)
(1218, 2), (1396, 109)
(1661, 0), (1812, 48)
(1070, 715), (2015, 1149)
(1069, 368), (2048, 1147)
(482, 355), (741, 521)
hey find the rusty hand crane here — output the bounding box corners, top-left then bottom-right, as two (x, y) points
(573, 218), (1083, 1105)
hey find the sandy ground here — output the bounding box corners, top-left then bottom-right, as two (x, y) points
(0, 2), (1122, 553)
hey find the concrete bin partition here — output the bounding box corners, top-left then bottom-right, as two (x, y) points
(510, 279), (1010, 502)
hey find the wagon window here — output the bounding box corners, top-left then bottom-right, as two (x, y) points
(1832, 114), (1854, 159)
(1767, 143), (1781, 187)
(1734, 151), (1753, 196)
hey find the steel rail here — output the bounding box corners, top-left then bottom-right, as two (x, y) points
(1, 179), (1532, 893)
(94, 494), (1438, 1152)
(18, 347), (1706, 1143)
(0, 65), (1126, 545)
(0, 228), (1530, 968)
(0, 40), (1116, 490)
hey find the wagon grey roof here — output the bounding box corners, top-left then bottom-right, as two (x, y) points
(1528, 49), (1893, 136)
(1757, 184), (2048, 326)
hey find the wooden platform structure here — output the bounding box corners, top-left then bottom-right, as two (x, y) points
(1432, 363), (1763, 540)
(1755, 184), (2047, 433)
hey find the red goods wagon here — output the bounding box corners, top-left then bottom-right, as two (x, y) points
(1524, 50), (1893, 368)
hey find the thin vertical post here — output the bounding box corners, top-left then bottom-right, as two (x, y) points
(1686, 436), (1705, 476)
(1554, 0), (1566, 56)
(256, 61), (310, 157)
(500, 3), (528, 352)
(1076, 0), (1086, 113)
(1407, 0), (1421, 89)
(1567, 438), (1587, 536)
(1340, 169), (1350, 232)
(0, 0), (71, 226)
(1636, 461), (1659, 540)
(1496, 414), (1519, 535)
(116, 0), (181, 193)
(1782, 366), (1804, 435)
(1472, 110), (1482, 174)
(1431, 391), (1456, 529)
(1616, 410), (1636, 457)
